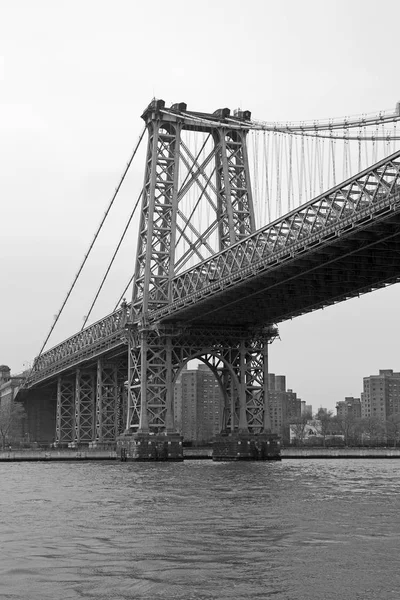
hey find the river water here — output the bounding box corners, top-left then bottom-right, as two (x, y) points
(1, 459), (399, 600)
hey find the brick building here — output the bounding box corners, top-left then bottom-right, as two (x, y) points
(268, 373), (302, 441)
(0, 365), (25, 408)
(174, 364), (223, 444)
(361, 370), (400, 420)
(174, 367), (301, 444)
(0, 365), (27, 445)
(336, 397), (361, 419)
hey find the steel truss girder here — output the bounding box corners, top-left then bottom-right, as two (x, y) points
(130, 107), (256, 320)
(54, 358), (127, 445)
(56, 377), (75, 444)
(126, 324), (276, 435)
(28, 303), (129, 387)
(155, 150), (400, 317)
(132, 119), (181, 316)
(214, 128), (255, 248)
(75, 369), (95, 443)
(95, 358), (126, 443)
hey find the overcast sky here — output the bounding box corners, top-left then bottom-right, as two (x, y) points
(1, 0), (400, 412)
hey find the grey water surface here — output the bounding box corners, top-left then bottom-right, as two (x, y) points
(0, 459), (399, 600)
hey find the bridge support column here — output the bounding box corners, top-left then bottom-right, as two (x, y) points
(118, 325), (183, 461)
(263, 337), (273, 432)
(212, 326), (280, 461)
(117, 432), (183, 461)
(74, 369), (95, 445)
(55, 376), (75, 446)
(94, 359), (126, 447)
(213, 432), (281, 460)
(238, 339), (250, 432)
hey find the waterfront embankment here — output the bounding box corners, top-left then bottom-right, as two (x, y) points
(0, 450), (117, 461)
(2, 446), (400, 461)
(282, 447), (400, 458)
(0, 447), (213, 461)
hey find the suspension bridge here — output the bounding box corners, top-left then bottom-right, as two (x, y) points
(16, 98), (400, 460)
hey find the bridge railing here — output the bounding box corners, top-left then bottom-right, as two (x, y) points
(27, 306), (128, 385)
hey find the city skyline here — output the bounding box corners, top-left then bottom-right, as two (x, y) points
(3, 355), (400, 417)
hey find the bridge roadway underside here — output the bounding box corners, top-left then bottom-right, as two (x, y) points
(163, 211), (400, 328)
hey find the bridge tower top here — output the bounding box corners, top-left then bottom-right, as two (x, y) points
(131, 98), (256, 321)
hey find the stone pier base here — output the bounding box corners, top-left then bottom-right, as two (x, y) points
(213, 432), (281, 461)
(117, 432), (183, 461)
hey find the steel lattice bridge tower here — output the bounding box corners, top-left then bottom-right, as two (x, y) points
(20, 99), (400, 460)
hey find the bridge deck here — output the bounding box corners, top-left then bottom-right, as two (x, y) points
(159, 192), (400, 326)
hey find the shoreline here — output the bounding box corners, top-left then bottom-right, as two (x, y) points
(281, 447), (400, 459)
(1, 446), (400, 461)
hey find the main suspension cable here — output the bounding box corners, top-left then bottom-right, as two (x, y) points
(81, 190), (143, 330)
(114, 276), (134, 311)
(36, 126), (146, 358)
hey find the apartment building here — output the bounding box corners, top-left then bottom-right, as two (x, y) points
(361, 370), (400, 420)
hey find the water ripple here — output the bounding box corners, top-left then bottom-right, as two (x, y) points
(1, 459), (400, 599)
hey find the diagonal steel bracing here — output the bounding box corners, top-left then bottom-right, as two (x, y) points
(130, 100), (256, 318)
(159, 149), (400, 320)
(74, 369), (95, 443)
(125, 324), (277, 435)
(123, 100), (258, 435)
(95, 359), (126, 443)
(56, 377), (75, 444)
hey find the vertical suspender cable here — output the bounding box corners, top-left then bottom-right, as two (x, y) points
(315, 137), (324, 194)
(275, 133), (282, 217)
(295, 135), (301, 205)
(115, 276), (134, 311)
(306, 135), (312, 198)
(320, 134), (325, 194)
(258, 131), (265, 227)
(364, 119), (368, 170)
(263, 131), (271, 224)
(347, 128), (352, 176)
(343, 129), (348, 180)
(300, 134), (306, 203)
(289, 134), (294, 211)
(252, 131), (259, 224)
(373, 123), (378, 163)
(327, 135), (332, 190)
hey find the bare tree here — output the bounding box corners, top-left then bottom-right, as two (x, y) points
(316, 408), (334, 447)
(0, 402), (26, 449)
(360, 416), (385, 446)
(335, 414), (358, 446)
(290, 411), (312, 445)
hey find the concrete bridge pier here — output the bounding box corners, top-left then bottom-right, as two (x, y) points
(212, 432), (281, 461)
(117, 432), (183, 461)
